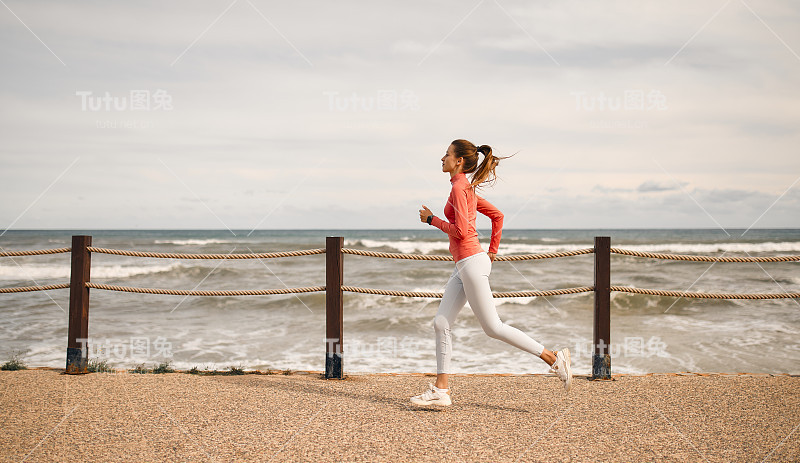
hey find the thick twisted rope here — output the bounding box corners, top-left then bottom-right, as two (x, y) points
(85, 282), (325, 296)
(492, 287), (595, 297)
(342, 249), (452, 261)
(0, 248), (71, 257)
(496, 248), (595, 261)
(341, 285), (595, 298)
(611, 286), (800, 300)
(611, 248), (800, 263)
(342, 248), (595, 261)
(85, 247), (326, 259)
(0, 283), (70, 293)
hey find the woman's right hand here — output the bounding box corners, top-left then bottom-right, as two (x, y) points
(419, 205), (433, 223)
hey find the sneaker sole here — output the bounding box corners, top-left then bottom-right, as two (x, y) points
(410, 397), (452, 407)
(562, 348), (573, 392)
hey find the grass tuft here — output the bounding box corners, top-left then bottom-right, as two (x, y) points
(131, 363), (148, 374)
(87, 358), (113, 373)
(152, 361), (174, 374)
(1, 352), (27, 371)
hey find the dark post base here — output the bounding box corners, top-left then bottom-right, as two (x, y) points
(592, 353), (611, 380)
(65, 347), (88, 374)
(325, 353), (342, 379)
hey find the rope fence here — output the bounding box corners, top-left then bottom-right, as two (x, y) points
(611, 286), (800, 300)
(341, 285), (595, 299)
(86, 246), (326, 259)
(2, 245), (796, 263)
(0, 247), (71, 257)
(495, 249), (595, 261)
(343, 248), (452, 261)
(0, 283), (70, 293)
(2, 245), (784, 263)
(85, 282), (325, 297)
(342, 247), (595, 261)
(610, 248), (800, 263)
(2, 245), (797, 300)
(4, 282), (795, 300)
(3, 235), (798, 378)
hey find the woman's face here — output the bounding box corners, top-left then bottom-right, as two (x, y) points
(441, 144), (461, 174)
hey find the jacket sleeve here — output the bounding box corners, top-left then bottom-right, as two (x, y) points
(477, 195), (503, 254)
(430, 185), (468, 240)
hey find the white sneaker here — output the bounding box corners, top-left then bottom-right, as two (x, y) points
(550, 348), (573, 392)
(410, 383), (452, 406)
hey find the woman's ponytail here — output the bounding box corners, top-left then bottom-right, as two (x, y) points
(472, 144), (508, 188)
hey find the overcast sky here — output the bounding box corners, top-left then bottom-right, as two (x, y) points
(1, 0), (798, 230)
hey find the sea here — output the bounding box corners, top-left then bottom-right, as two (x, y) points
(1, 229), (798, 375)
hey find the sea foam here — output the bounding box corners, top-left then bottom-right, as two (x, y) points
(0, 262), (183, 280)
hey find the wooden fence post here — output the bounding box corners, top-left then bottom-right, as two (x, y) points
(593, 236), (612, 380)
(66, 235), (92, 374)
(325, 236), (344, 379)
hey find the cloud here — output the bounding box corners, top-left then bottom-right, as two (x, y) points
(590, 181), (684, 194)
(591, 185), (632, 194)
(637, 181), (680, 193)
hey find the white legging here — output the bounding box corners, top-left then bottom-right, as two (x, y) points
(434, 251), (545, 374)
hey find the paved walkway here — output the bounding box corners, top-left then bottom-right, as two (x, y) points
(1, 370), (798, 462)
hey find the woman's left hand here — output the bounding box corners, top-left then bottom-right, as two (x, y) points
(487, 252), (496, 262)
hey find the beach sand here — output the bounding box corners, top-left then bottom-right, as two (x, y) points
(1, 369), (798, 462)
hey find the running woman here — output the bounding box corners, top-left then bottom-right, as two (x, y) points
(410, 139), (572, 407)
